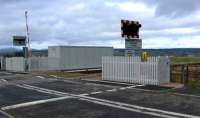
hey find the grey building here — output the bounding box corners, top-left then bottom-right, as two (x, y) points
(48, 46), (113, 70)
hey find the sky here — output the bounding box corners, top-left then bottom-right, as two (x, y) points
(0, 0), (200, 49)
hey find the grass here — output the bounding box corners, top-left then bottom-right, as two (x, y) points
(171, 56), (200, 64)
(190, 82), (200, 89)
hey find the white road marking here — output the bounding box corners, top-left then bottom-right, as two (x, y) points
(106, 89), (117, 92)
(125, 85), (145, 89)
(1, 79), (7, 82)
(79, 93), (89, 96)
(0, 110), (15, 118)
(36, 76), (45, 79)
(171, 92), (200, 98)
(79, 96), (200, 118)
(13, 84), (200, 118)
(72, 85), (144, 96)
(119, 87), (127, 90)
(1, 96), (73, 110)
(79, 98), (178, 118)
(50, 75), (57, 78)
(90, 91), (103, 95)
(115, 85), (145, 91)
(16, 84), (69, 96)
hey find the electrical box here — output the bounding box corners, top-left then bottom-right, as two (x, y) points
(142, 52), (148, 61)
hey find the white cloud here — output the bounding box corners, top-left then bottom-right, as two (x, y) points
(143, 36), (200, 49)
(0, 0), (200, 49)
(64, 3), (86, 12)
(30, 39), (69, 49)
(163, 28), (198, 34)
(105, 1), (155, 16)
(118, 2), (149, 12)
(98, 31), (120, 37)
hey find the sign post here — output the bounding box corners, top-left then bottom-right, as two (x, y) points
(121, 20), (142, 56)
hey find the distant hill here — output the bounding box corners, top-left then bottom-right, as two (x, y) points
(143, 48), (200, 56)
(114, 48), (200, 56)
(0, 47), (200, 57)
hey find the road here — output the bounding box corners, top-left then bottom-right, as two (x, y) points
(0, 71), (200, 118)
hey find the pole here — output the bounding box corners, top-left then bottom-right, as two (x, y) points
(25, 11), (31, 71)
(25, 11), (31, 55)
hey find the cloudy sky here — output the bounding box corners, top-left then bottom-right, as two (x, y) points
(1, 0), (200, 49)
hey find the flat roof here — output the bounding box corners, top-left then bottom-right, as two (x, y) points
(48, 45), (113, 48)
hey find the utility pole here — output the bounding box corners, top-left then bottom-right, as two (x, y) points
(25, 11), (31, 71)
(25, 11), (31, 56)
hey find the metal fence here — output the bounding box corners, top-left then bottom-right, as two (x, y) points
(6, 57), (25, 72)
(5, 57), (48, 72)
(29, 57), (48, 71)
(102, 56), (170, 85)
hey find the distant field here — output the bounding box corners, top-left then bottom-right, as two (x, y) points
(171, 56), (200, 64)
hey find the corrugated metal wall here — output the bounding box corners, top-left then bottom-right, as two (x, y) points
(102, 56), (170, 85)
(48, 46), (113, 70)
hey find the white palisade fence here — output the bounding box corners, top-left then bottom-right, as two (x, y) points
(6, 57), (25, 72)
(102, 56), (170, 85)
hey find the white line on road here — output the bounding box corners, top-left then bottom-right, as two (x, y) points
(79, 93), (89, 96)
(36, 76), (45, 79)
(2, 79), (7, 82)
(0, 110), (15, 118)
(1, 79), (7, 82)
(125, 84), (144, 89)
(79, 97), (179, 118)
(1, 96), (73, 111)
(119, 87), (127, 90)
(50, 75), (58, 78)
(90, 91), (103, 95)
(106, 89), (117, 92)
(16, 84), (68, 96)
(14, 84), (200, 118)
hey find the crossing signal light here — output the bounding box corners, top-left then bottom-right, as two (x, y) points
(121, 20), (141, 39)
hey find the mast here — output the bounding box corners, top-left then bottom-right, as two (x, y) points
(25, 11), (31, 57)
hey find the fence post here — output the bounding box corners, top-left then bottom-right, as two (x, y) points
(170, 65), (173, 82)
(181, 65), (185, 83)
(184, 65), (189, 85)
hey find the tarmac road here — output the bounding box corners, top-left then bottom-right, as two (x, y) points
(0, 72), (200, 118)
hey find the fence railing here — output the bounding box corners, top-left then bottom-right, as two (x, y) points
(102, 56), (170, 85)
(170, 63), (200, 85)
